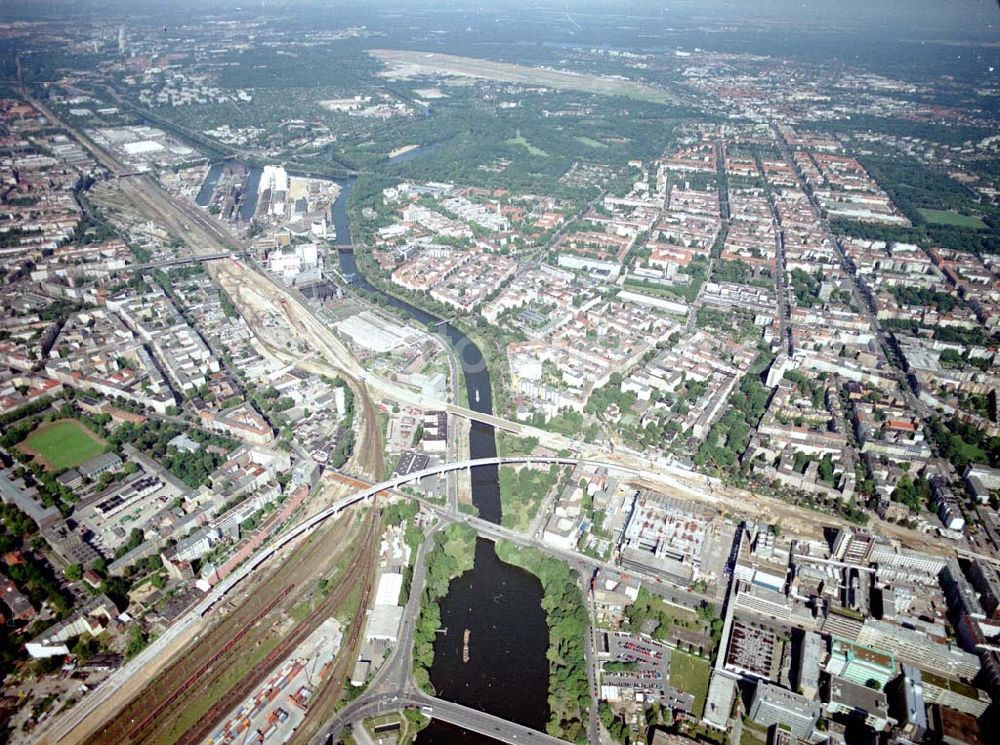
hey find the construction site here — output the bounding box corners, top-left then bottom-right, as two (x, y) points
(19, 116), (399, 744)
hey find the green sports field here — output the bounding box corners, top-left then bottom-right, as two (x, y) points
(917, 208), (987, 229)
(18, 419), (106, 471)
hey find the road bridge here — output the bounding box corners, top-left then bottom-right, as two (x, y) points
(445, 403), (526, 434)
(321, 691), (571, 745)
(39, 444), (727, 745)
(196, 456), (596, 614)
(197, 453), (714, 617)
(314, 527), (573, 744)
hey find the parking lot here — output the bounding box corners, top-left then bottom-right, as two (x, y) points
(600, 631), (695, 712)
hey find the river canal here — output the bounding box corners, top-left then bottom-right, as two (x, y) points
(195, 160), (262, 222)
(331, 174), (551, 743)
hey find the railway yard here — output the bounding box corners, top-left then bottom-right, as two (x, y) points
(78, 505), (379, 745)
(19, 93), (393, 745)
(208, 259), (386, 482)
(88, 162), (387, 484)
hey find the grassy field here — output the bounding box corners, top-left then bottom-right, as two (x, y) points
(918, 208), (987, 229)
(669, 650), (711, 717)
(506, 131), (548, 157)
(17, 418), (106, 471)
(364, 713), (428, 745)
(623, 279), (688, 301)
(575, 135), (608, 149)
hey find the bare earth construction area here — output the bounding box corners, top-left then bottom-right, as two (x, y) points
(370, 48), (674, 104)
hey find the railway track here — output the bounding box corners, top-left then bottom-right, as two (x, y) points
(270, 289), (384, 482)
(108, 164), (387, 487)
(356, 382), (385, 481)
(286, 533), (378, 745)
(173, 508), (380, 745)
(88, 511), (359, 745)
(250, 324), (384, 484)
(126, 584), (295, 742)
(24, 84), (390, 745)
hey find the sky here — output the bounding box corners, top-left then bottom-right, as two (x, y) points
(5, 0), (999, 40)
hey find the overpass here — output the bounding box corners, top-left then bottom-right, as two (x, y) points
(313, 525), (578, 745)
(124, 251), (245, 273)
(39, 450), (724, 744)
(185, 452), (714, 621)
(445, 403), (527, 434)
(34, 455), (628, 744)
(196, 456), (593, 615)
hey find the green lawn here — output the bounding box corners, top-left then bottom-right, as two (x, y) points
(574, 135), (608, 149)
(506, 132), (548, 157)
(18, 419), (106, 471)
(741, 728), (767, 745)
(669, 650), (711, 717)
(918, 208), (987, 229)
(622, 279), (691, 303)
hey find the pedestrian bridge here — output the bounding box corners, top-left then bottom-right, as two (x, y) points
(445, 403), (526, 433)
(126, 251), (243, 272)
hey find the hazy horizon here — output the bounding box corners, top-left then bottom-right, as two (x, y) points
(4, 0), (998, 37)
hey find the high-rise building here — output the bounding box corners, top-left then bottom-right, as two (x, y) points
(749, 682), (821, 739)
(887, 665), (928, 742)
(796, 631), (823, 700)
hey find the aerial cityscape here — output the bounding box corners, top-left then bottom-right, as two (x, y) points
(0, 1), (997, 743)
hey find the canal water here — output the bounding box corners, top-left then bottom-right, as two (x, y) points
(331, 177), (551, 742)
(239, 165), (263, 223)
(195, 160), (262, 222)
(195, 161), (224, 206)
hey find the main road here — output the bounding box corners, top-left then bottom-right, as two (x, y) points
(771, 123), (962, 486)
(316, 520), (577, 745)
(314, 524), (572, 745)
(27, 81), (968, 743)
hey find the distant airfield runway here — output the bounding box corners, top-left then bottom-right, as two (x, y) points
(370, 48), (679, 105)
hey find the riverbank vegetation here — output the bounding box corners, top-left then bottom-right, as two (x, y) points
(411, 524), (476, 693)
(498, 463), (564, 532)
(495, 540), (590, 744)
(495, 432), (540, 457)
(347, 246), (518, 418)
